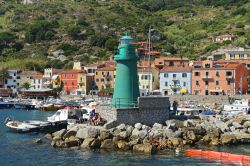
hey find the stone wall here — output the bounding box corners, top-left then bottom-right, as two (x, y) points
(167, 95), (250, 105)
(98, 97), (170, 128)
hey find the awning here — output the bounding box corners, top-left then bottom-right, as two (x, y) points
(210, 89), (223, 93)
(180, 88), (188, 94)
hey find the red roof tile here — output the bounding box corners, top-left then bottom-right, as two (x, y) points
(59, 69), (85, 74)
(33, 74), (44, 79)
(161, 66), (192, 72)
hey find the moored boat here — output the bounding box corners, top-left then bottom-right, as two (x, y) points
(222, 99), (249, 115)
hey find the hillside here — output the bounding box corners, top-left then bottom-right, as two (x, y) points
(0, 0), (249, 71)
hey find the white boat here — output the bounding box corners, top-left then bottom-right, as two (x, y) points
(175, 101), (203, 116)
(47, 106), (92, 123)
(222, 99), (249, 115)
(5, 120), (40, 132)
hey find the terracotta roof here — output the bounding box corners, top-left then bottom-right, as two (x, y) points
(20, 70), (42, 76)
(59, 69), (85, 74)
(155, 57), (189, 65)
(161, 66), (192, 72)
(224, 63), (241, 69)
(33, 74), (44, 79)
(96, 66), (115, 71)
(216, 34), (233, 39)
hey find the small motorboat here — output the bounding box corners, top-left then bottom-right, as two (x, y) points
(222, 99), (249, 116)
(5, 119), (40, 132)
(5, 118), (68, 133)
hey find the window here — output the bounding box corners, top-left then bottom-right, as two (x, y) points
(95, 72), (98, 75)
(182, 73), (187, 78)
(230, 54), (235, 59)
(13, 80), (16, 82)
(183, 82), (186, 87)
(227, 80), (231, 85)
(205, 81), (209, 86)
(226, 71), (232, 76)
(216, 72), (220, 77)
(205, 72), (209, 76)
(164, 73), (168, 78)
(141, 75), (143, 80)
(144, 75), (148, 80)
(72, 81), (74, 86)
(71, 74), (74, 78)
(173, 74), (176, 78)
(239, 53), (244, 59)
(195, 72), (200, 76)
(101, 79), (104, 82)
(216, 81), (219, 86)
(165, 82), (168, 86)
(169, 61), (174, 66)
(96, 79), (99, 82)
(248, 54), (250, 59)
(196, 81), (199, 86)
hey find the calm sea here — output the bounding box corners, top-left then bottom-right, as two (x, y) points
(1, 109), (249, 166)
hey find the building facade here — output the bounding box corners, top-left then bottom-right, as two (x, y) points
(4, 70), (20, 95)
(31, 74), (48, 90)
(60, 70), (83, 94)
(17, 70), (41, 90)
(160, 67), (192, 95)
(225, 48), (250, 60)
(154, 57), (189, 70)
(191, 61), (248, 95)
(95, 66), (116, 91)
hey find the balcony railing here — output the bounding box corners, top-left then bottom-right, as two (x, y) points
(202, 75), (212, 79)
(226, 75), (233, 79)
(170, 84), (181, 89)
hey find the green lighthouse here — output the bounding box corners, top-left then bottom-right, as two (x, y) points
(112, 32), (140, 108)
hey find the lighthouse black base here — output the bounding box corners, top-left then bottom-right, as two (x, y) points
(98, 97), (170, 128)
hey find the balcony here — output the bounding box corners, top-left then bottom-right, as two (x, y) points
(202, 75), (213, 80)
(172, 77), (179, 82)
(170, 84), (181, 89)
(226, 75), (233, 79)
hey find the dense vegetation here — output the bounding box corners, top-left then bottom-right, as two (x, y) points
(0, 0), (249, 70)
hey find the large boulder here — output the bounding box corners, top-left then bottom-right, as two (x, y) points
(221, 133), (237, 144)
(63, 130), (77, 140)
(134, 123), (142, 130)
(81, 138), (95, 149)
(116, 140), (130, 151)
(52, 129), (66, 138)
(243, 121), (250, 128)
(100, 139), (115, 149)
(131, 129), (148, 140)
(166, 119), (184, 128)
(169, 137), (183, 147)
(116, 124), (126, 131)
(235, 133), (250, 143)
(100, 130), (111, 140)
(63, 136), (81, 148)
(119, 131), (129, 140)
(126, 126), (134, 135)
(76, 127), (100, 139)
(133, 144), (157, 154)
(232, 122), (243, 129)
(153, 123), (163, 129)
(90, 138), (101, 149)
(163, 129), (182, 139)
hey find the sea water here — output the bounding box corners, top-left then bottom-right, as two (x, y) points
(0, 109), (249, 166)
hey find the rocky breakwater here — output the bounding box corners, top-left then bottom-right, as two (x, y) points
(45, 115), (250, 154)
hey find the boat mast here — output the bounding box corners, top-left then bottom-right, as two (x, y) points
(147, 27), (151, 95)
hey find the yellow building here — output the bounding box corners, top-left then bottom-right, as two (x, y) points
(95, 66), (116, 91)
(77, 72), (94, 95)
(225, 48), (250, 60)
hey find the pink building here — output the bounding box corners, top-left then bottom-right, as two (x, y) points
(192, 61), (248, 95)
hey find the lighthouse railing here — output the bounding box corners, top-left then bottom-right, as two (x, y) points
(112, 98), (138, 108)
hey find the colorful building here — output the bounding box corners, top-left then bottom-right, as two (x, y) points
(191, 61), (248, 95)
(154, 57), (189, 70)
(95, 66), (116, 91)
(160, 66), (192, 95)
(59, 69), (83, 94)
(4, 70), (21, 95)
(17, 70), (42, 90)
(225, 48), (250, 60)
(31, 74), (49, 90)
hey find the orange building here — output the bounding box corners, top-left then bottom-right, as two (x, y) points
(95, 66), (116, 91)
(154, 57), (189, 70)
(192, 60), (248, 95)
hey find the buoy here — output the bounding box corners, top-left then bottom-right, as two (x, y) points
(186, 149), (250, 165)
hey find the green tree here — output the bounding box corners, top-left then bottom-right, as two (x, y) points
(21, 82), (31, 90)
(105, 38), (119, 51)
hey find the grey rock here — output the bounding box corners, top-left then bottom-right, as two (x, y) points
(126, 126), (134, 135)
(88, 127), (100, 138)
(133, 144), (157, 154)
(183, 120), (195, 127)
(221, 133), (237, 144)
(142, 125), (150, 131)
(99, 130), (111, 140)
(100, 139), (115, 149)
(244, 121), (250, 128)
(33, 138), (42, 144)
(63, 130), (77, 140)
(76, 127), (99, 139)
(119, 131), (129, 139)
(232, 122), (243, 129)
(81, 138), (95, 149)
(153, 123), (163, 129)
(90, 138), (101, 149)
(134, 123), (142, 130)
(52, 129), (66, 138)
(116, 124), (126, 131)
